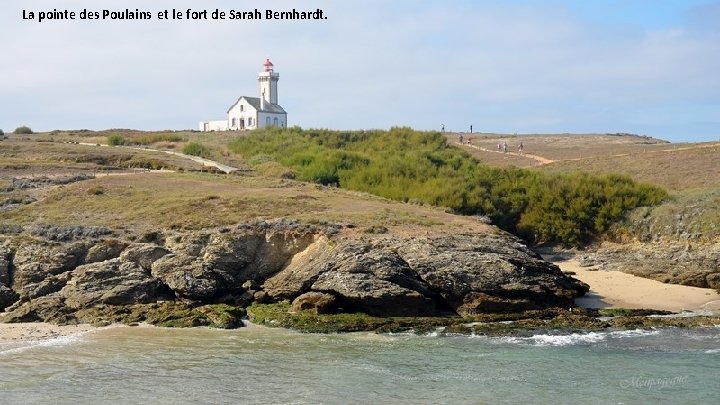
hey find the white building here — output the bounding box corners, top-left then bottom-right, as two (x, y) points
(199, 59), (287, 131)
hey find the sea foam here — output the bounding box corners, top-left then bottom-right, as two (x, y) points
(496, 329), (661, 347)
(0, 333), (85, 356)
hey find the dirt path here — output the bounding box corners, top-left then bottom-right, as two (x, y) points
(554, 259), (720, 312)
(78, 142), (239, 174)
(455, 141), (555, 165)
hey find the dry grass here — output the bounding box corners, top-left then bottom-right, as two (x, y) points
(538, 143), (720, 191)
(447, 132), (720, 191)
(0, 139), (205, 176)
(0, 170), (490, 236)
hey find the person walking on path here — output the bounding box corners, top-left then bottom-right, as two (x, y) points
(459, 134), (464, 144)
(518, 142), (524, 155)
(503, 142), (508, 153)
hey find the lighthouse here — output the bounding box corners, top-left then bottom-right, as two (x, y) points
(199, 58), (288, 131)
(258, 58), (280, 107)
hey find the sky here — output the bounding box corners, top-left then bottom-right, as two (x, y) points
(1, 0), (719, 142)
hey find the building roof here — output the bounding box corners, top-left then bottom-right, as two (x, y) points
(227, 96), (287, 114)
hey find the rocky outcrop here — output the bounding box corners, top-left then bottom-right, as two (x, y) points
(584, 241), (720, 290)
(0, 220), (589, 326)
(264, 234), (587, 317)
(397, 234), (587, 315)
(11, 241), (89, 299)
(291, 292), (337, 314)
(62, 259), (168, 308)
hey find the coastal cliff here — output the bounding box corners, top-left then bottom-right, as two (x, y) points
(0, 220), (588, 328)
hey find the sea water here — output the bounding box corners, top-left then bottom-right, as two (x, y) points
(1, 324), (718, 404)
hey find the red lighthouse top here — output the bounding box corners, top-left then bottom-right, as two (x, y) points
(263, 58), (274, 72)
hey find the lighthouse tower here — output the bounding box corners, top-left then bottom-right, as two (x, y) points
(258, 58), (279, 106)
(199, 57), (287, 131)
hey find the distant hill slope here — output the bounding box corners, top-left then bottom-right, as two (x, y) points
(450, 132), (720, 191)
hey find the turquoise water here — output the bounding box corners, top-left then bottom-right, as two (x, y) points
(1, 325), (719, 404)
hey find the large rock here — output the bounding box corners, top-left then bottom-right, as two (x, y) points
(119, 243), (171, 270)
(2, 294), (75, 324)
(62, 259), (168, 308)
(151, 254), (223, 301)
(263, 236), (333, 300)
(201, 231), (316, 282)
(11, 241), (89, 299)
(291, 292), (337, 314)
(267, 239), (439, 317)
(592, 241), (720, 290)
(397, 234), (588, 315)
(0, 284), (19, 311)
(266, 234), (588, 317)
(0, 246), (12, 286)
(85, 239), (128, 263)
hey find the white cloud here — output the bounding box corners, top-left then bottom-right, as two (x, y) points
(1, 0), (719, 141)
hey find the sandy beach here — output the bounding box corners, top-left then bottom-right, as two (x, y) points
(0, 322), (97, 348)
(555, 259), (720, 312)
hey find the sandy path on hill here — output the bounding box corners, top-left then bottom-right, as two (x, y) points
(554, 259), (720, 312)
(455, 141), (556, 165)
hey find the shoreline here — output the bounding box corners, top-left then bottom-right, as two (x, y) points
(0, 322), (98, 352)
(2, 259), (719, 342)
(553, 258), (720, 312)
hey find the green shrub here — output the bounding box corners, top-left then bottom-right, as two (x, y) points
(13, 126), (33, 134)
(134, 133), (185, 145)
(182, 142), (210, 158)
(107, 134), (129, 146)
(228, 127), (668, 247)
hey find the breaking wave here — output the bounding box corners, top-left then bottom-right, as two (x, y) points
(494, 329), (661, 347)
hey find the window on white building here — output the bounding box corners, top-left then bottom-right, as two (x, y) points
(266, 117), (271, 126)
(240, 105), (244, 112)
(231, 118), (237, 127)
(273, 117), (278, 126)
(248, 117), (253, 126)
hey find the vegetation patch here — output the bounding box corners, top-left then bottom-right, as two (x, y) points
(229, 127), (668, 246)
(107, 132), (186, 146)
(247, 302), (718, 335)
(13, 126), (33, 135)
(108, 134), (129, 146)
(182, 142), (211, 158)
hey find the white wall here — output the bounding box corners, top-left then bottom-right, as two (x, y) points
(198, 120), (228, 131)
(257, 112), (287, 129)
(227, 98), (258, 130)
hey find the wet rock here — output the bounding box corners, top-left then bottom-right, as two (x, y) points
(291, 292), (337, 314)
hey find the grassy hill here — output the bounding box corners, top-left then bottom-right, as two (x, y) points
(5, 127), (716, 245)
(449, 132), (720, 242)
(0, 134), (490, 238)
